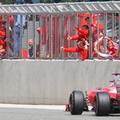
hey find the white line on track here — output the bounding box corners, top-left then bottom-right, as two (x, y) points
(0, 104), (65, 110)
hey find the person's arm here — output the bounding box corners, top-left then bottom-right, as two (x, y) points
(63, 47), (80, 52)
(70, 35), (79, 41)
(0, 31), (6, 37)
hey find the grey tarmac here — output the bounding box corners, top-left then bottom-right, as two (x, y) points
(0, 106), (119, 120)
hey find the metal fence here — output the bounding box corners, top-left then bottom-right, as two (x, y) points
(0, 1), (120, 59)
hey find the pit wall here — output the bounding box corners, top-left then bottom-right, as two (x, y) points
(0, 59), (120, 105)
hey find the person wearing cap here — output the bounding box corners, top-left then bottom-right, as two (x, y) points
(61, 25), (89, 60)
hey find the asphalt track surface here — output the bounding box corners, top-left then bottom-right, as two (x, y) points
(0, 104), (119, 120)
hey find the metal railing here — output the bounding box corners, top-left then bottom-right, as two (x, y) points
(0, 2), (120, 59)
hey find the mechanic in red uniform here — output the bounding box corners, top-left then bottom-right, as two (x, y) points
(0, 31), (6, 58)
(0, 40), (6, 57)
(62, 25), (89, 60)
(93, 37), (118, 59)
(0, 19), (6, 58)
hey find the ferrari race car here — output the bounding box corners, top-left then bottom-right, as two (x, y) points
(66, 73), (120, 116)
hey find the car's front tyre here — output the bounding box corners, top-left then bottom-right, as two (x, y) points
(94, 92), (110, 116)
(69, 90), (84, 115)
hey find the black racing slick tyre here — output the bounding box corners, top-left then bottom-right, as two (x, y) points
(69, 90), (84, 115)
(94, 92), (111, 116)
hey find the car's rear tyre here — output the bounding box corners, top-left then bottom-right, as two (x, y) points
(94, 92), (110, 116)
(69, 90), (84, 115)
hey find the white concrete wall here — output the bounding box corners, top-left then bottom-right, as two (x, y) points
(0, 59), (120, 105)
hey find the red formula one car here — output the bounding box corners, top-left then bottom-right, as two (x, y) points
(66, 73), (120, 116)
